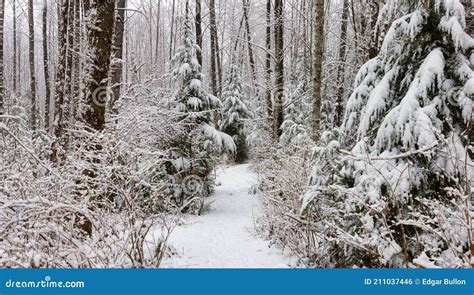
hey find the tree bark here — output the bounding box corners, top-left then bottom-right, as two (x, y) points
(209, 0), (219, 95)
(0, 0), (4, 116)
(242, 0), (257, 84)
(51, 0), (72, 162)
(110, 0), (126, 113)
(70, 0), (81, 123)
(195, 0), (203, 66)
(28, 0), (38, 130)
(368, 0), (381, 59)
(333, 0), (349, 127)
(265, 0), (272, 119)
(83, 0), (116, 132)
(169, 0), (176, 61)
(273, 0), (284, 140)
(155, 0), (161, 64)
(12, 0), (17, 96)
(43, 0), (51, 130)
(312, 0), (325, 141)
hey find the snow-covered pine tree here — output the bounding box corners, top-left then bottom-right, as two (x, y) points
(302, 0), (473, 268)
(280, 56), (311, 147)
(220, 62), (252, 163)
(168, 1), (235, 208)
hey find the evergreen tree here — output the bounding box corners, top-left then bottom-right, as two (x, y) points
(168, 1), (235, 207)
(303, 0), (473, 268)
(280, 57), (311, 147)
(220, 62), (252, 163)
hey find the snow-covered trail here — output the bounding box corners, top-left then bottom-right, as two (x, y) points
(161, 164), (294, 268)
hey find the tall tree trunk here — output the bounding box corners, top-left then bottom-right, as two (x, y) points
(242, 0), (257, 86)
(28, 0), (38, 130)
(51, 0), (72, 162)
(273, 0), (284, 140)
(155, 0), (161, 64)
(83, 0), (116, 132)
(169, 0), (176, 61)
(110, 0), (126, 113)
(312, 0), (325, 141)
(333, 0), (349, 127)
(70, 0), (81, 123)
(12, 0), (17, 96)
(368, 0), (381, 59)
(209, 0), (219, 95)
(0, 0), (4, 116)
(265, 0), (272, 119)
(43, 0), (51, 130)
(195, 0), (203, 66)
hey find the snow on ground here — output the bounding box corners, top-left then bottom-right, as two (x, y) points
(160, 164), (295, 268)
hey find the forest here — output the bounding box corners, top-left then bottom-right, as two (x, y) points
(0, 0), (472, 268)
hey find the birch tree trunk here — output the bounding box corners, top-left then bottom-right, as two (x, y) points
(28, 0), (38, 130)
(110, 0), (126, 113)
(312, 0), (325, 141)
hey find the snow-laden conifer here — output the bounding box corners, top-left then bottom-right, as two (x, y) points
(303, 0), (473, 268)
(220, 62), (252, 162)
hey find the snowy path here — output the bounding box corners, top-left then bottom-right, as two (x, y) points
(161, 164), (294, 268)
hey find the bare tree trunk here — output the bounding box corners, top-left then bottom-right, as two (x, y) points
(195, 0), (203, 66)
(265, 0), (272, 119)
(155, 0), (161, 64)
(110, 0), (126, 113)
(12, 0), (17, 96)
(43, 0), (51, 130)
(0, 0), (4, 116)
(51, 0), (72, 162)
(368, 0), (381, 59)
(169, 0), (176, 61)
(70, 0), (81, 123)
(333, 0), (349, 127)
(83, 0), (116, 132)
(242, 0), (257, 85)
(312, 0), (325, 141)
(28, 0), (38, 130)
(273, 0), (284, 140)
(209, 0), (219, 95)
